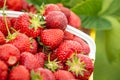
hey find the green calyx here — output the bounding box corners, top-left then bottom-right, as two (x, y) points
(31, 70), (42, 80)
(6, 31), (19, 42)
(66, 53), (87, 77)
(36, 3), (45, 15)
(45, 54), (60, 72)
(29, 13), (46, 32)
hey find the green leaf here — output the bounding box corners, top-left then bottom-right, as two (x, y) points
(45, 0), (62, 4)
(102, 0), (120, 17)
(70, 0), (112, 30)
(105, 17), (120, 62)
(61, 0), (83, 8)
(27, 0), (43, 5)
(81, 16), (112, 30)
(71, 0), (102, 16)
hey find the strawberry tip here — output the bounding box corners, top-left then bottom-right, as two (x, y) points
(8, 56), (17, 65)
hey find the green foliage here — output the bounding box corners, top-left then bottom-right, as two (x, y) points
(94, 31), (120, 80)
(102, 0), (120, 17)
(105, 17), (120, 62)
(71, 0), (102, 16)
(79, 15), (111, 30)
(71, 0), (111, 30)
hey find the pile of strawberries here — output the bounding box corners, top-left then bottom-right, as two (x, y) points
(0, 2), (94, 80)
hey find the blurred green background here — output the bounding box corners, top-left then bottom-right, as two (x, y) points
(94, 31), (120, 80)
(28, 0), (120, 80)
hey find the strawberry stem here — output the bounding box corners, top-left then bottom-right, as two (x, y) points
(2, 0), (11, 36)
(45, 53), (59, 72)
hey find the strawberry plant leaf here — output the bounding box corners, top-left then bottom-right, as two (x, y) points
(71, 0), (112, 30)
(61, 0), (83, 8)
(44, 0), (62, 3)
(27, 0), (43, 5)
(80, 16), (112, 30)
(101, 0), (120, 17)
(105, 17), (120, 62)
(71, 0), (102, 16)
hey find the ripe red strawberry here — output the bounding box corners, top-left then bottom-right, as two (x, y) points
(64, 31), (74, 40)
(14, 13), (43, 38)
(0, 31), (5, 45)
(0, 44), (20, 66)
(21, 0), (29, 10)
(45, 11), (68, 30)
(73, 36), (90, 55)
(0, 16), (11, 36)
(35, 52), (45, 68)
(0, 0), (4, 8)
(41, 29), (64, 49)
(31, 68), (55, 80)
(56, 40), (82, 61)
(8, 33), (30, 53)
(9, 17), (17, 27)
(44, 4), (60, 15)
(27, 4), (37, 14)
(59, 6), (71, 20)
(29, 38), (38, 54)
(6, 0), (23, 11)
(20, 52), (41, 71)
(54, 70), (75, 80)
(66, 54), (94, 80)
(0, 60), (8, 80)
(9, 65), (30, 80)
(68, 11), (81, 29)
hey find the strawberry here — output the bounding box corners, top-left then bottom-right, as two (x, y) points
(0, 16), (11, 36)
(20, 52), (41, 71)
(68, 11), (81, 29)
(64, 31), (74, 40)
(56, 40), (82, 61)
(14, 13), (44, 38)
(59, 6), (71, 20)
(66, 54), (94, 80)
(8, 33), (31, 53)
(0, 31), (5, 45)
(9, 65), (30, 80)
(9, 17), (17, 27)
(29, 38), (38, 54)
(27, 4), (37, 14)
(73, 36), (90, 55)
(31, 68), (55, 80)
(0, 0), (4, 8)
(40, 29), (64, 49)
(44, 4), (60, 15)
(0, 60), (8, 80)
(0, 44), (20, 66)
(54, 70), (75, 80)
(45, 11), (68, 30)
(21, 0), (29, 11)
(35, 52), (45, 68)
(6, 0), (23, 11)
